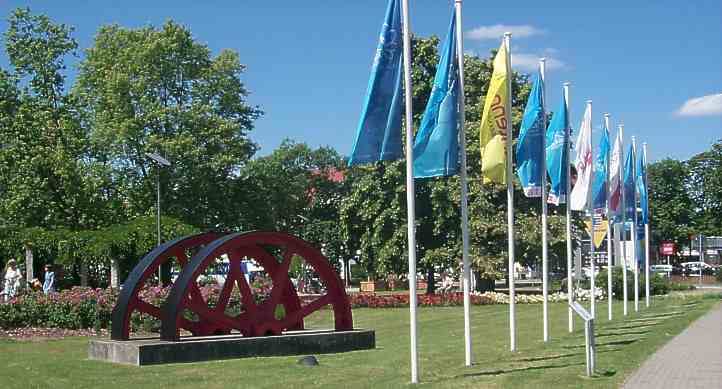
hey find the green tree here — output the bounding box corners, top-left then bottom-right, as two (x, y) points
(687, 139), (722, 236)
(0, 8), (106, 230)
(73, 21), (262, 229)
(647, 158), (695, 252)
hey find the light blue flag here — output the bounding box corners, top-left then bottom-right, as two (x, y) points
(348, 0), (403, 166)
(623, 143), (636, 221)
(636, 146), (648, 224)
(516, 72), (545, 197)
(412, 13), (460, 178)
(592, 121), (610, 210)
(545, 92), (570, 205)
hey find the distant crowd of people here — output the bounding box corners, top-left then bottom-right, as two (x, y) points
(2, 259), (55, 302)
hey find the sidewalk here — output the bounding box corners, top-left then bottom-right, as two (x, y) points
(622, 301), (722, 389)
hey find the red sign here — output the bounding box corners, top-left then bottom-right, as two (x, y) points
(661, 242), (675, 255)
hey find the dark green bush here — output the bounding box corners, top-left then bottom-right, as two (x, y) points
(594, 267), (670, 300)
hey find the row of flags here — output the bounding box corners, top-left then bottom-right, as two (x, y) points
(347, 0), (651, 383)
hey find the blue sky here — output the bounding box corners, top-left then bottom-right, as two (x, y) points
(1, 0), (720, 161)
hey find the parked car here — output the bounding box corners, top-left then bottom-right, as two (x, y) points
(679, 261), (714, 276)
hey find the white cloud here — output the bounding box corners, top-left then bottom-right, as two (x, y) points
(675, 93), (722, 117)
(466, 24), (545, 40)
(511, 52), (566, 71)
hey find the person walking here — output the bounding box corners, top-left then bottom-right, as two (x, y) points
(42, 264), (55, 294)
(3, 259), (23, 302)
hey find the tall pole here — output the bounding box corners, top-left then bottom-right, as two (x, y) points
(564, 82), (574, 333)
(698, 235), (703, 285)
(454, 0), (473, 367)
(400, 0), (419, 383)
(619, 125), (628, 316)
(587, 100), (596, 320)
(631, 136), (639, 312)
(157, 168), (162, 284)
(643, 142), (650, 307)
(539, 58), (550, 342)
(605, 114), (613, 321)
(504, 32), (516, 352)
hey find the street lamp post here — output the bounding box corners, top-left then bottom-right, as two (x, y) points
(145, 152), (171, 285)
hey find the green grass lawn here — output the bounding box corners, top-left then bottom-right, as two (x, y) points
(1, 293), (719, 389)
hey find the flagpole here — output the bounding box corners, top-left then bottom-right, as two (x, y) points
(604, 113), (613, 321)
(632, 136), (639, 312)
(454, 0), (473, 366)
(619, 124), (628, 316)
(400, 0), (419, 382)
(643, 142), (650, 308)
(504, 32), (516, 352)
(586, 100), (596, 320)
(539, 58), (550, 342)
(563, 82), (574, 333)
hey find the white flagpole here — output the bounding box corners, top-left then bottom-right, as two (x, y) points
(619, 124), (628, 316)
(504, 32), (517, 352)
(632, 136), (639, 312)
(400, 0), (419, 382)
(643, 142), (650, 308)
(454, 0), (473, 367)
(604, 113), (613, 321)
(539, 58), (550, 342)
(586, 100), (596, 320)
(564, 82), (574, 333)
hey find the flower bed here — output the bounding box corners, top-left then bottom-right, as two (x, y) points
(348, 288), (602, 308)
(0, 284), (607, 332)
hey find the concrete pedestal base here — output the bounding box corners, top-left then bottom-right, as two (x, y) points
(88, 329), (375, 366)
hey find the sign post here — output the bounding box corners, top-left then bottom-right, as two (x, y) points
(569, 301), (595, 376)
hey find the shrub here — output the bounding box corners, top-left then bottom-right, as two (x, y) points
(594, 267), (670, 300)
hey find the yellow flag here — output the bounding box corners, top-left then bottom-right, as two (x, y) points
(584, 219), (609, 249)
(479, 42), (510, 184)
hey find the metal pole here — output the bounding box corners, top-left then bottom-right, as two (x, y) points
(619, 125), (628, 316)
(699, 235), (703, 284)
(157, 168), (162, 285)
(584, 321), (591, 376)
(454, 0), (473, 367)
(564, 82), (574, 332)
(589, 319), (596, 374)
(540, 58), (550, 342)
(605, 114), (613, 320)
(504, 32), (517, 352)
(643, 142), (650, 307)
(400, 0), (419, 383)
(631, 137), (639, 312)
(587, 100), (595, 320)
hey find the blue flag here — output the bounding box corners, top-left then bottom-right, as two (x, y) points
(348, 0), (403, 166)
(592, 121), (610, 210)
(545, 92), (570, 205)
(516, 72), (544, 197)
(623, 142), (636, 221)
(412, 13), (460, 178)
(636, 145), (648, 224)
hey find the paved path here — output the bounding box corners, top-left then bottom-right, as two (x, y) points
(622, 302), (722, 389)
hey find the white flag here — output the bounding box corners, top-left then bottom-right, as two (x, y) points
(608, 131), (622, 213)
(570, 104), (592, 211)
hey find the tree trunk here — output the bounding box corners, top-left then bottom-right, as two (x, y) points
(80, 262), (89, 287)
(110, 259), (119, 289)
(25, 247), (34, 283)
(474, 271), (496, 293)
(426, 268), (436, 295)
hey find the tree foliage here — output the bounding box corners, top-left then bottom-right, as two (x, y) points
(73, 21), (262, 229)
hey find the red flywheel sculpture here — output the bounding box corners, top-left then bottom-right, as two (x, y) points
(111, 231), (353, 341)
